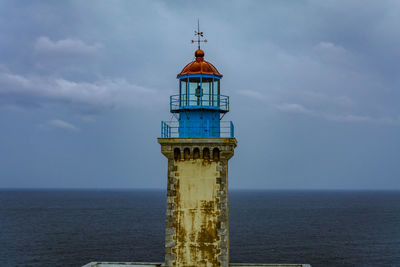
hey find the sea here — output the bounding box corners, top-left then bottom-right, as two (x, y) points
(0, 190), (399, 267)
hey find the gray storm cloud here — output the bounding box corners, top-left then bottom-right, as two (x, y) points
(34, 36), (101, 57)
(0, 67), (164, 111)
(0, 0), (399, 189)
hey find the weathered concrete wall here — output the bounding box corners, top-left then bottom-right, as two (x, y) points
(159, 138), (236, 267)
(174, 159), (220, 266)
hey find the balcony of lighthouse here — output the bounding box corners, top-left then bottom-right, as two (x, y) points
(169, 93), (229, 113)
(170, 74), (229, 113)
(160, 120), (234, 138)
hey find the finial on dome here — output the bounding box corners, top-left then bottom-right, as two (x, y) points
(195, 49), (204, 62)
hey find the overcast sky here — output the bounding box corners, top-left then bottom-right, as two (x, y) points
(1, 0), (399, 189)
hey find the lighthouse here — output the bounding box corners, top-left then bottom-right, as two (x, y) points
(158, 25), (236, 267)
(82, 25), (311, 267)
(81, 21), (312, 267)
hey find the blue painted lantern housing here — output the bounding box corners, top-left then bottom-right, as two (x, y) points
(162, 49), (233, 138)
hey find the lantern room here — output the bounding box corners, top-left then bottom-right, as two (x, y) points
(161, 35), (233, 138)
(172, 49), (228, 113)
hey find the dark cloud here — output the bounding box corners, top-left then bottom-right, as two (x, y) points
(34, 36), (100, 57)
(0, 68), (165, 112)
(0, 0), (399, 189)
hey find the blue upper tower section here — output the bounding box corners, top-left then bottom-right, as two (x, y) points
(160, 26), (233, 138)
(174, 49), (229, 138)
(161, 49), (234, 138)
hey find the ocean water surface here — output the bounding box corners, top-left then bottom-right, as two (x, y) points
(0, 190), (399, 266)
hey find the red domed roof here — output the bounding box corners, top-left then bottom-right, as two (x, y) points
(177, 49), (222, 78)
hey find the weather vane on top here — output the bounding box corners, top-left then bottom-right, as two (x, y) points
(191, 19), (207, 50)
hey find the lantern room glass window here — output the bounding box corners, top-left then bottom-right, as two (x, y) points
(213, 79), (220, 106)
(202, 77), (213, 106)
(180, 79), (187, 106)
(179, 76), (221, 107)
(189, 77), (201, 106)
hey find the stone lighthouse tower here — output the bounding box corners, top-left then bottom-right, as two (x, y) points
(158, 27), (236, 267)
(83, 25), (309, 267)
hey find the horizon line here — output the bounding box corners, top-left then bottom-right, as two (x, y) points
(1, 187), (400, 191)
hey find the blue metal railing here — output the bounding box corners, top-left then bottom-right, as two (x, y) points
(161, 121), (172, 138)
(170, 94), (229, 113)
(161, 120), (234, 138)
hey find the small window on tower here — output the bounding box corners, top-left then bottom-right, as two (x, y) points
(213, 148), (220, 161)
(184, 148), (191, 160)
(193, 148), (200, 159)
(174, 148), (181, 161)
(203, 148), (210, 160)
